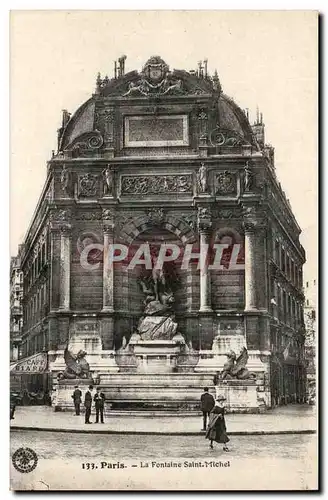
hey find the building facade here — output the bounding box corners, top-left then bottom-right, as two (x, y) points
(18, 56), (306, 408)
(10, 255), (23, 361)
(304, 277), (317, 404)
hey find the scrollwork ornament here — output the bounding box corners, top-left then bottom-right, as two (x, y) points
(88, 134), (104, 149)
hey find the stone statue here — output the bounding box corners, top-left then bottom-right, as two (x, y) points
(57, 347), (90, 380)
(216, 348), (256, 381)
(197, 163), (208, 193)
(102, 166), (113, 196)
(60, 165), (69, 193)
(136, 250), (179, 341)
(244, 162), (253, 192)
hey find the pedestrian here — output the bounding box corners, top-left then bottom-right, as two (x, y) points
(72, 385), (82, 416)
(84, 385), (93, 424)
(205, 394), (230, 451)
(200, 387), (215, 431)
(10, 392), (18, 420)
(94, 387), (106, 424)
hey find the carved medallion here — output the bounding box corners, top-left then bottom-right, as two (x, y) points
(215, 171), (237, 195)
(122, 56), (184, 97)
(78, 174), (98, 197)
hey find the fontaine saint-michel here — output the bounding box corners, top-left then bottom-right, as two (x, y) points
(15, 55), (306, 411)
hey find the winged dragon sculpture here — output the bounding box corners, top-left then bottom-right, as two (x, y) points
(57, 347), (90, 380)
(213, 347), (256, 383)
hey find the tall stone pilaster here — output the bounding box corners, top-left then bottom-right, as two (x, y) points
(101, 208), (115, 349)
(59, 223), (71, 311)
(197, 207), (213, 313)
(243, 221), (258, 311)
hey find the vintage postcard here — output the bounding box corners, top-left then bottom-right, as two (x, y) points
(9, 10), (318, 491)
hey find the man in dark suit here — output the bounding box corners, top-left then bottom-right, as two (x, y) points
(72, 385), (82, 415)
(200, 387), (215, 431)
(94, 387), (106, 424)
(84, 385), (93, 424)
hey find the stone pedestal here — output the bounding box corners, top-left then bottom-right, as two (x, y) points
(128, 336), (186, 373)
(53, 379), (93, 411)
(215, 381), (264, 413)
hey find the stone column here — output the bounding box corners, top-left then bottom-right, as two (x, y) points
(101, 209), (115, 351)
(199, 229), (212, 312)
(198, 207), (212, 313)
(59, 224), (71, 310)
(102, 210), (115, 312)
(243, 222), (258, 311)
(102, 226), (114, 312)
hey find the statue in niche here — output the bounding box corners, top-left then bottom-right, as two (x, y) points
(214, 348), (256, 382)
(102, 166), (114, 196)
(197, 163), (208, 193)
(244, 161), (253, 192)
(135, 246), (180, 341)
(57, 347), (90, 380)
(60, 165), (69, 193)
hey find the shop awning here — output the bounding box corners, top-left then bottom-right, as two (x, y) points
(10, 352), (48, 373)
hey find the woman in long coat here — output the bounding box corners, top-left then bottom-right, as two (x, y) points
(205, 394), (230, 451)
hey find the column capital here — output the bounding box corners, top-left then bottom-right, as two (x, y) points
(59, 223), (72, 234)
(242, 218), (267, 234)
(102, 208), (115, 233)
(103, 223), (114, 234)
(197, 206), (212, 232)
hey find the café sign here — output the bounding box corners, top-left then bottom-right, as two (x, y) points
(11, 353), (47, 373)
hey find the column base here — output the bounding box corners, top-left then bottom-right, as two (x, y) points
(101, 307), (114, 313)
(244, 307), (259, 313)
(199, 306), (213, 313)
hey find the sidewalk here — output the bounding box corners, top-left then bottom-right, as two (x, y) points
(10, 404), (316, 436)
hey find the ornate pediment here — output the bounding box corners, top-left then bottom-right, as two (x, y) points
(96, 56), (220, 98)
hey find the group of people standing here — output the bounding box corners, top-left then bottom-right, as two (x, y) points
(72, 385), (106, 424)
(70, 384), (229, 449)
(200, 387), (230, 451)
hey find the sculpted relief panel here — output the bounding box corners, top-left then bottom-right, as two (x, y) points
(120, 174), (193, 195)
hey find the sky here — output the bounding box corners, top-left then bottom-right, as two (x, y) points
(9, 10), (318, 278)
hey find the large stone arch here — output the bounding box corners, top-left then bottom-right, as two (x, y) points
(119, 213), (197, 245)
(113, 213), (197, 349)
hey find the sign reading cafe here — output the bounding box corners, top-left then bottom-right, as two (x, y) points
(11, 353), (48, 373)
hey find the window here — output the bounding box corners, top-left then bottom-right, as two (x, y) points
(275, 240), (280, 266)
(306, 281), (309, 288)
(306, 299), (309, 306)
(281, 249), (286, 273)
